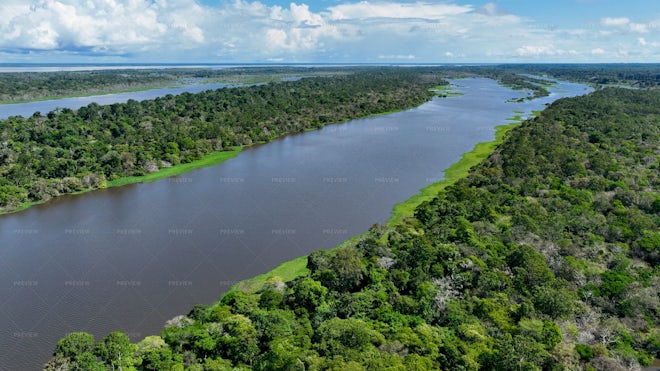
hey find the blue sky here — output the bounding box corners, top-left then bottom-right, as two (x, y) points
(0, 0), (658, 63)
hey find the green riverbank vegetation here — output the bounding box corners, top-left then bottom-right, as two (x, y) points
(0, 70), (176, 103)
(228, 118), (523, 296)
(428, 84), (463, 98)
(0, 68), (448, 214)
(45, 87), (659, 370)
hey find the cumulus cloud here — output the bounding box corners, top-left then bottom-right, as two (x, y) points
(629, 23), (648, 33)
(515, 45), (578, 57)
(327, 1), (471, 20)
(476, 2), (508, 17)
(0, 0), (657, 62)
(637, 37), (660, 48)
(600, 16), (654, 33)
(378, 54), (415, 60)
(0, 0), (192, 55)
(515, 45), (554, 57)
(601, 17), (630, 27)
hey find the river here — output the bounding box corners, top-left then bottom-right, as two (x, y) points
(0, 78), (591, 370)
(0, 83), (230, 119)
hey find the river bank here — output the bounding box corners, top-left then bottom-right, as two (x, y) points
(0, 102), (436, 216)
(229, 108), (533, 294)
(0, 148), (244, 216)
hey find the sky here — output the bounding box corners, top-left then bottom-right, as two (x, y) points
(0, 0), (658, 63)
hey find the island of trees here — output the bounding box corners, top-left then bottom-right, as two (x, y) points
(0, 69), (174, 103)
(43, 78), (658, 369)
(0, 66), (349, 103)
(0, 68), (451, 213)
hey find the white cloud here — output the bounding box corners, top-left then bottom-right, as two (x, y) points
(515, 45), (558, 57)
(266, 29), (288, 50)
(0, 0), (175, 54)
(327, 1), (471, 21)
(629, 23), (648, 33)
(378, 54), (415, 60)
(290, 3), (323, 26)
(637, 37), (660, 49)
(601, 17), (630, 27)
(476, 2), (508, 17)
(0, 0), (657, 62)
(600, 16), (653, 33)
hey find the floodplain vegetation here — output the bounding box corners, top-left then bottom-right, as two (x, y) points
(41, 72), (659, 370)
(0, 69), (173, 103)
(0, 67), (349, 103)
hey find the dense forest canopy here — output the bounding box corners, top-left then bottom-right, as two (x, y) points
(44, 84), (659, 369)
(0, 70), (174, 103)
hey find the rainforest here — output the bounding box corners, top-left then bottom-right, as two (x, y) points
(22, 66), (658, 371)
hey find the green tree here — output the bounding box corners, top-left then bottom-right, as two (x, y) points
(258, 289), (283, 310)
(54, 332), (104, 371)
(507, 245), (554, 289)
(315, 318), (383, 359)
(95, 331), (138, 371)
(135, 336), (183, 371)
(330, 248), (366, 292)
(288, 278), (328, 313)
(217, 314), (259, 366)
